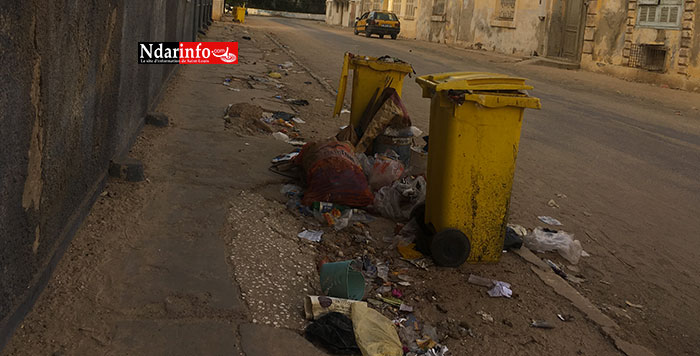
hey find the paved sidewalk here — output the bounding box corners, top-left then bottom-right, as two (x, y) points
(2, 21), (330, 356)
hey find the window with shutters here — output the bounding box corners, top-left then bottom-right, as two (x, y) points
(392, 0), (402, 15)
(432, 0), (446, 15)
(637, 0), (683, 29)
(496, 0), (516, 21)
(405, 0), (415, 18)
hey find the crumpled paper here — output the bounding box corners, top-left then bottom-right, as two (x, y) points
(487, 281), (512, 298)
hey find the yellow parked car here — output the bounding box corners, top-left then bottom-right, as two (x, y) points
(354, 11), (400, 39)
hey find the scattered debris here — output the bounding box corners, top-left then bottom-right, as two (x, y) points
(268, 72), (282, 79)
(467, 274), (494, 288)
(304, 312), (360, 354)
(296, 139), (374, 207)
(271, 151), (299, 163)
(373, 176), (426, 221)
(525, 227), (583, 264)
(557, 314), (574, 322)
(425, 345), (449, 356)
(530, 320), (555, 329)
(367, 152), (406, 191)
(340, 109), (351, 114)
(298, 229), (323, 242)
(625, 301), (644, 309)
(287, 99), (309, 106)
(507, 223), (528, 237)
(304, 296), (367, 320)
(538, 215), (562, 226)
(320, 260), (365, 300)
(273, 132), (290, 142)
(467, 274), (512, 298)
(242, 36), (251, 40)
(397, 243), (424, 260)
(476, 311), (494, 322)
(547, 199), (560, 208)
(487, 281), (513, 298)
(503, 226), (524, 250)
(545, 259), (568, 279)
(567, 275), (586, 284)
(399, 303), (414, 312)
(351, 304), (403, 356)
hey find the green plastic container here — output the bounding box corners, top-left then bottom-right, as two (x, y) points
(320, 260), (365, 300)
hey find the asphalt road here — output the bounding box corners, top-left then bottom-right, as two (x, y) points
(247, 16), (700, 355)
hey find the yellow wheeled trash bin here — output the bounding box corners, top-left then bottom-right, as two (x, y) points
(233, 6), (246, 23)
(333, 53), (413, 127)
(414, 72), (541, 266)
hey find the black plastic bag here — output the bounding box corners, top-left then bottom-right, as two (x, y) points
(304, 312), (360, 355)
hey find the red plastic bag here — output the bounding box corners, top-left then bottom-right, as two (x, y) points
(368, 154), (405, 190)
(296, 139), (374, 207)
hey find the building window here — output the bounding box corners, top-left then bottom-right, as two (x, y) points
(392, 0), (402, 15)
(405, 0), (415, 17)
(637, 0), (683, 29)
(432, 0), (446, 15)
(362, 0), (372, 13)
(372, 0), (382, 10)
(628, 44), (667, 71)
(497, 0), (516, 21)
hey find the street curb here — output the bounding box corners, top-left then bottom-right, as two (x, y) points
(515, 247), (656, 356)
(264, 33), (338, 98)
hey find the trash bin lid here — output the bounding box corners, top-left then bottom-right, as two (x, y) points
(350, 54), (414, 73)
(416, 72), (541, 109)
(416, 72), (532, 91)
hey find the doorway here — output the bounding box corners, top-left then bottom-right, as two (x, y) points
(547, 0), (586, 61)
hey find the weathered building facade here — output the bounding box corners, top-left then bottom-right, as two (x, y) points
(326, 0), (700, 90)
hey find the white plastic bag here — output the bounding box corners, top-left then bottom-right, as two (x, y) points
(373, 176), (426, 221)
(524, 227), (583, 264)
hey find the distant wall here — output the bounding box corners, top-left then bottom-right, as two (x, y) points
(241, 0), (326, 14)
(251, 7), (326, 20)
(0, 0), (204, 350)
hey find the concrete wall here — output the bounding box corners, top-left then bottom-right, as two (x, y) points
(410, 0), (546, 55)
(581, 0), (700, 91)
(252, 7), (326, 20)
(325, 1), (362, 27)
(213, 0), (225, 20)
(0, 0), (200, 349)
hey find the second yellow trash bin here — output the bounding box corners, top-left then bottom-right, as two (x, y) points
(415, 72), (541, 266)
(233, 6), (246, 23)
(333, 53), (413, 128)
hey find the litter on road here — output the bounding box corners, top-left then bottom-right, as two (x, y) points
(530, 320), (555, 329)
(525, 227), (584, 264)
(298, 229), (323, 242)
(538, 215), (563, 226)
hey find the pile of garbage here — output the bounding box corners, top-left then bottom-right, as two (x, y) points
(262, 53), (591, 355)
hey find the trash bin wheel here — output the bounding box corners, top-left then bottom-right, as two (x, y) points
(379, 34), (385, 39)
(365, 31), (372, 38)
(391, 34), (397, 40)
(431, 229), (470, 267)
(354, 28), (358, 35)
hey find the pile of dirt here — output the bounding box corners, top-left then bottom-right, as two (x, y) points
(224, 102), (274, 136)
